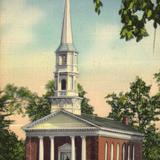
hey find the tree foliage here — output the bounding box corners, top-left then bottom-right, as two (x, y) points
(143, 126), (160, 160)
(1, 80), (94, 122)
(0, 84), (33, 114)
(25, 95), (51, 122)
(93, 0), (160, 42)
(0, 130), (25, 160)
(155, 71), (160, 89)
(77, 84), (94, 115)
(25, 80), (54, 121)
(0, 90), (25, 160)
(106, 72), (160, 160)
(26, 81), (94, 121)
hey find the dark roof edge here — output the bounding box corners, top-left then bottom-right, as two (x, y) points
(56, 43), (78, 53)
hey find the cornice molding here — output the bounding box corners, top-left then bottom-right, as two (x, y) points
(26, 128), (143, 141)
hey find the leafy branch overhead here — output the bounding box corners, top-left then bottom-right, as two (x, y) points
(93, 0), (160, 42)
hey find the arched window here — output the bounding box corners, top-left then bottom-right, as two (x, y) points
(105, 143), (108, 160)
(61, 79), (66, 90)
(128, 145), (130, 160)
(122, 144), (126, 160)
(116, 144), (120, 160)
(111, 144), (114, 160)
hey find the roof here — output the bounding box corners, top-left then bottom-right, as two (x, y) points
(23, 109), (141, 135)
(78, 114), (139, 133)
(56, 43), (78, 53)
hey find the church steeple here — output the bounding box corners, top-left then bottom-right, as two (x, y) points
(56, 0), (77, 53)
(51, 0), (81, 115)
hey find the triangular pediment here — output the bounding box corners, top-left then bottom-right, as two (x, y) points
(24, 110), (97, 130)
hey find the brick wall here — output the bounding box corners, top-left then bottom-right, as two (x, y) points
(97, 136), (143, 160)
(86, 136), (98, 160)
(44, 137), (50, 160)
(25, 137), (39, 160)
(25, 136), (142, 160)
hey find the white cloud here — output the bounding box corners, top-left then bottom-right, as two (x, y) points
(1, 0), (44, 53)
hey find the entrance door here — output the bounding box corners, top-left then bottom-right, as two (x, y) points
(58, 143), (72, 160)
(60, 152), (71, 160)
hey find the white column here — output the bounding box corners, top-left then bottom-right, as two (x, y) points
(57, 72), (60, 96)
(50, 137), (55, 160)
(71, 136), (75, 160)
(67, 74), (69, 95)
(39, 136), (44, 160)
(81, 136), (86, 160)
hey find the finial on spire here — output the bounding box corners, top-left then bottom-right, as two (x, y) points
(56, 0), (77, 53)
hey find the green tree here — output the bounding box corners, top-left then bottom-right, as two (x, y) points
(0, 84), (33, 114)
(44, 80), (55, 97)
(77, 84), (94, 115)
(143, 126), (160, 160)
(25, 95), (51, 122)
(19, 80), (94, 121)
(26, 80), (54, 121)
(0, 89), (25, 160)
(93, 0), (160, 42)
(0, 130), (25, 160)
(106, 73), (160, 160)
(25, 80), (53, 121)
(155, 71), (160, 89)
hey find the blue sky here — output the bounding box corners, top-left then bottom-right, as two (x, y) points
(1, 0), (160, 117)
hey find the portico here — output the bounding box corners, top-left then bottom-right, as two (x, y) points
(24, 110), (98, 160)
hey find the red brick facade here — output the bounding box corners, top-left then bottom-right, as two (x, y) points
(25, 137), (39, 160)
(86, 136), (98, 160)
(97, 136), (142, 160)
(25, 136), (142, 160)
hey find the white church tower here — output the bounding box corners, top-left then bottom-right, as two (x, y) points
(51, 0), (82, 115)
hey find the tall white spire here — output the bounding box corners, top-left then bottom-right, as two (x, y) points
(61, 0), (73, 44)
(52, 0), (81, 115)
(56, 0), (77, 52)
